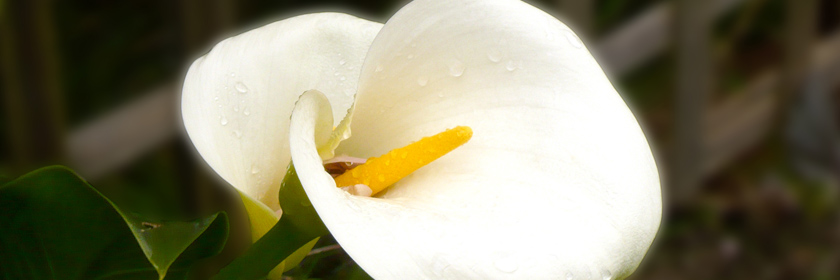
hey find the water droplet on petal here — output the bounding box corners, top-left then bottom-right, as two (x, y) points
(565, 272), (574, 280)
(417, 76), (428, 86)
(339, 59), (346, 65)
(213, 96), (219, 101)
(375, 64), (384, 73)
(377, 174), (385, 182)
(300, 200), (311, 207)
(601, 270), (612, 280)
(564, 30), (584, 49)
(233, 105), (239, 112)
(251, 164), (260, 174)
(243, 108), (251, 115)
(505, 60), (518, 71)
(448, 59), (465, 77)
(234, 82), (249, 93)
(219, 115), (228, 126)
(407, 54), (415, 60)
(229, 72), (236, 77)
(487, 49), (502, 63)
(340, 76), (346, 81)
(233, 130), (242, 138)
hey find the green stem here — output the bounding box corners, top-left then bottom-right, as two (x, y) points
(212, 164), (328, 280)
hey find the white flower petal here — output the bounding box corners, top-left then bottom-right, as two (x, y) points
(182, 13), (381, 210)
(313, 0), (660, 278)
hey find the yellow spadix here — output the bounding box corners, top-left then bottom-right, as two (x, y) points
(333, 126), (472, 195)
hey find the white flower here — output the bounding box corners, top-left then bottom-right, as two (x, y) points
(182, 0), (661, 279)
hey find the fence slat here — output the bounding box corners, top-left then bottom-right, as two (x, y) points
(672, 0), (715, 201)
(704, 30), (840, 176)
(596, 0), (744, 77)
(1, 0), (66, 172)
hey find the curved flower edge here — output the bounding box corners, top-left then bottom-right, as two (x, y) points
(287, 0), (662, 278)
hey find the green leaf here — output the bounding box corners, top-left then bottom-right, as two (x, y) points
(0, 166), (229, 280)
(121, 212), (227, 279)
(213, 164), (326, 280)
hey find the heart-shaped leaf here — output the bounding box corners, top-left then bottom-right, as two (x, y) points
(0, 166), (229, 279)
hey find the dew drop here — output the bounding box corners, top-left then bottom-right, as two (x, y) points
(505, 60), (518, 71)
(565, 272), (574, 280)
(487, 49), (502, 63)
(375, 64), (384, 73)
(407, 54), (415, 60)
(219, 116), (228, 126)
(564, 30), (584, 49)
(600, 270), (612, 280)
(340, 76), (346, 81)
(448, 59), (465, 77)
(243, 108), (251, 115)
(233, 105), (239, 112)
(351, 169), (360, 178)
(334, 72), (340, 76)
(493, 256), (518, 273)
(251, 164), (260, 174)
(339, 59), (346, 65)
(234, 82), (249, 93)
(377, 174), (385, 182)
(417, 76), (429, 86)
(400, 151), (408, 159)
(300, 200), (311, 207)
(213, 96), (219, 101)
(233, 130), (242, 138)
(229, 72), (236, 77)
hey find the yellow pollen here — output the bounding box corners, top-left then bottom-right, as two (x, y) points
(334, 126), (473, 195)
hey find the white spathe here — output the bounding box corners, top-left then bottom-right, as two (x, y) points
(184, 0), (661, 279)
(182, 13), (382, 210)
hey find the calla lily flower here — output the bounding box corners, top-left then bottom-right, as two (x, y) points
(182, 0), (661, 279)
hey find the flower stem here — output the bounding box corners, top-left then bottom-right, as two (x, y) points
(212, 164), (327, 280)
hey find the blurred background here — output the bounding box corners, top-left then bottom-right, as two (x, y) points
(2, 0), (840, 279)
